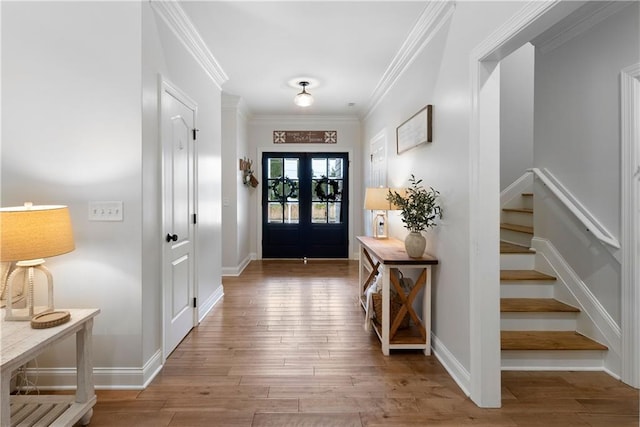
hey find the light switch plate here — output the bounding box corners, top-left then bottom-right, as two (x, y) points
(89, 201), (123, 221)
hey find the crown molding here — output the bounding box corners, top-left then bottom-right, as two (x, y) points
(150, 0), (228, 90)
(363, 1), (456, 120)
(250, 114), (360, 124)
(222, 94), (252, 121)
(533, 1), (631, 54)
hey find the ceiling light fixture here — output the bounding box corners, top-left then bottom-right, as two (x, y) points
(294, 81), (314, 107)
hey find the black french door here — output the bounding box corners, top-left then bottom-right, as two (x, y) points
(262, 152), (349, 258)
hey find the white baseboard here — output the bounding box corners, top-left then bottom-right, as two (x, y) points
(199, 284), (224, 322)
(20, 350), (163, 390)
(142, 349), (163, 388)
(222, 252), (255, 276)
(531, 237), (621, 375)
(431, 333), (471, 397)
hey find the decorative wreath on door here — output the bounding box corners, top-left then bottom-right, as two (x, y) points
(270, 176), (298, 203)
(314, 175), (342, 202)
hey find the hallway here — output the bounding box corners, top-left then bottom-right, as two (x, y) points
(86, 260), (638, 426)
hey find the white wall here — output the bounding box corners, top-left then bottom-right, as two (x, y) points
(222, 94), (252, 274)
(500, 43), (534, 190)
(362, 1), (523, 389)
(2, 1), (144, 373)
(144, 1), (224, 357)
(248, 117), (361, 259)
(1, 0), (223, 388)
(534, 2), (640, 325)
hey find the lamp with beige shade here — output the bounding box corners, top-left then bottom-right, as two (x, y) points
(0, 203), (75, 322)
(364, 187), (404, 239)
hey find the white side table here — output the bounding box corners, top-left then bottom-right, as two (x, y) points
(357, 236), (438, 355)
(1, 308), (100, 426)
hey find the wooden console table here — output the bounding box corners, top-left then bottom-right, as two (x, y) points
(1, 308), (100, 426)
(357, 236), (438, 355)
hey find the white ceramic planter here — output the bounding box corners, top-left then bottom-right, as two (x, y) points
(404, 231), (426, 258)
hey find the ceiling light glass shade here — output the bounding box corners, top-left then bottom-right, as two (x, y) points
(294, 89), (314, 107)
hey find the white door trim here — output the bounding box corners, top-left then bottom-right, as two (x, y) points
(620, 62), (640, 388)
(159, 75), (199, 362)
(468, 0), (587, 407)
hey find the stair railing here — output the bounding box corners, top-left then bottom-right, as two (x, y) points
(529, 167), (620, 250)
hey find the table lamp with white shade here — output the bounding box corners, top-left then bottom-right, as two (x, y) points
(1, 203), (75, 321)
(364, 187), (395, 239)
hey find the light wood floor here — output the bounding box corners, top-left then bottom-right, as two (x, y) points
(87, 260), (638, 426)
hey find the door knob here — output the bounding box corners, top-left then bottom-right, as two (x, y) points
(166, 233), (178, 242)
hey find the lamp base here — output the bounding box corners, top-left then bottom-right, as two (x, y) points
(372, 212), (388, 239)
(4, 261), (54, 321)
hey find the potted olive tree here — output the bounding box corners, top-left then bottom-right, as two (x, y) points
(387, 175), (442, 258)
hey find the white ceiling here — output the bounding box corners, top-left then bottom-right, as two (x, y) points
(180, 1), (429, 117)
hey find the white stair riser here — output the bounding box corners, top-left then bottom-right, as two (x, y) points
(500, 253), (535, 270)
(501, 211), (533, 228)
(501, 349), (606, 370)
(500, 229), (532, 247)
(521, 196), (533, 211)
(500, 282), (554, 298)
(501, 313), (578, 331)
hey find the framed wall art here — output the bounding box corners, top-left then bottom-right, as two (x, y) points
(396, 105), (432, 154)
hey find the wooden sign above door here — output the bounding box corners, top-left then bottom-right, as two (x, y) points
(273, 130), (337, 144)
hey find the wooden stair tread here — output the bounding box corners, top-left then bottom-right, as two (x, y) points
(500, 241), (533, 254)
(502, 207), (533, 214)
(501, 331), (607, 351)
(501, 270), (556, 281)
(500, 223), (533, 234)
(501, 298), (579, 313)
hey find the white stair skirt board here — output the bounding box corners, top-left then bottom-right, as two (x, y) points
(502, 350), (606, 371)
(500, 253), (535, 270)
(500, 173), (533, 208)
(501, 312), (578, 331)
(532, 238), (621, 355)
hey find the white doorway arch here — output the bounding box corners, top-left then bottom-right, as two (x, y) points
(620, 62), (640, 388)
(468, 1), (589, 407)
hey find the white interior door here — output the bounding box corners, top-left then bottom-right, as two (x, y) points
(161, 80), (197, 357)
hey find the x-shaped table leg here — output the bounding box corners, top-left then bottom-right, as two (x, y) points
(389, 268), (427, 341)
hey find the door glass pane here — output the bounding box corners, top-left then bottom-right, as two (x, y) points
(311, 179), (326, 201)
(310, 157), (345, 224)
(327, 158), (343, 178)
(268, 180), (283, 201)
(312, 202), (327, 223)
(284, 203), (299, 223)
(268, 202), (283, 223)
(268, 158), (283, 179)
(266, 156), (300, 224)
(284, 158), (299, 179)
(312, 158), (326, 178)
(328, 180), (343, 202)
(328, 202), (341, 223)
